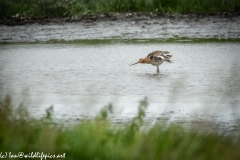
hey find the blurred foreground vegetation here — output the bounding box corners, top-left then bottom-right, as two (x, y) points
(0, 0), (240, 18)
(1, 95), (240, 159)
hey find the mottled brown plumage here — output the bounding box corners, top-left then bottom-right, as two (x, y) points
(130, 50), (172, 74)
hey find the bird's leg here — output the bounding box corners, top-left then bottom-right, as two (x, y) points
(156, 66), (160, 74)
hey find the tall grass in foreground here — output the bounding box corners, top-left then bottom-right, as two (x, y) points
(0, 0), (240, 18)
(1, 95), (240, 159)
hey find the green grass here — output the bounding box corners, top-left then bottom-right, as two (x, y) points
(0, 0), (240, 18)
(1, 95), (240, 159)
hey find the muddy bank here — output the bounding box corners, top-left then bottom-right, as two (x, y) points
(1, 12), (240, 26)
(1, 12), (240, 42)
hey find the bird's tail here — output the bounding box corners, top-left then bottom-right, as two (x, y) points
(166, 59), (172, 63)
(162, 54), (172, 63)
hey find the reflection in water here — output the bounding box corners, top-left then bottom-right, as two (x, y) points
(0, 43), (239, 126)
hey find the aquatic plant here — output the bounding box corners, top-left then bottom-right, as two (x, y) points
(1, 95), (240, 159)
(0, 0), (239, 18)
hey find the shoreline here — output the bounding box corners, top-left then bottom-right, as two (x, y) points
(1, 11), (240, 26)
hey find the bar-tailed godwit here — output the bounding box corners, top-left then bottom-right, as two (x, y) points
(130, 50), (172, 74)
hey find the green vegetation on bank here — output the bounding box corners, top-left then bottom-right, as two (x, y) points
(1, 95), (240, 159)
(0, 0), (240, 18)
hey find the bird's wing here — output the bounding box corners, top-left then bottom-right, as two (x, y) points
(150, 55), (164, 62)
(147, 50), (171, 62)
(161, 51), (170, 54)
(147, 50), (160, 57)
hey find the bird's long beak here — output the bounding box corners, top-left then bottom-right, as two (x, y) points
(130, 61), (139, 66)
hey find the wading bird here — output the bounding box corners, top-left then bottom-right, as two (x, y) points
(130, 50), (172, 74)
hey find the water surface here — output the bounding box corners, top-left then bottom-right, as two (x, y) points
(0, 42), (240, 125)
(1, 14), (240, 42)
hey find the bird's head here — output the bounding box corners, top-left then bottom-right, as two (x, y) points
(130, 58), (147, 66)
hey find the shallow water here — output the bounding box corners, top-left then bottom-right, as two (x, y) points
(1, 14), (240, 42)
(0, 42), (240, 127)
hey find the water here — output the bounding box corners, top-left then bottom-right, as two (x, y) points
(0, 42), (240, 126)
(1, 14), (240, 42)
